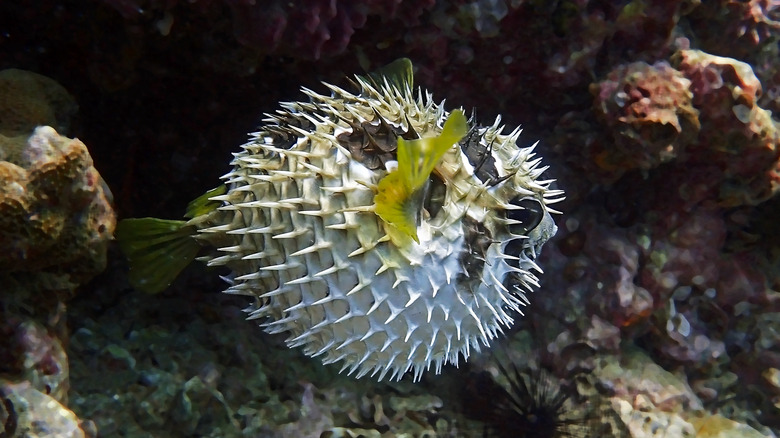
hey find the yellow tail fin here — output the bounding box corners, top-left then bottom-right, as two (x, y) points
(116, 218), (200, 293)
(116, 185), (226, 293)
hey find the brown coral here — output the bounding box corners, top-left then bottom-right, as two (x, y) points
(0, 126), (115, 296)
(0, 69), (78, 137)
(673, 49), (780, 206)
(590, 60), (700, 177)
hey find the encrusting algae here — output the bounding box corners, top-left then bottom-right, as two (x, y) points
(117, 59), (563, 381)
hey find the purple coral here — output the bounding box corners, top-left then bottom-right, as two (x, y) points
(674, 49), (780, 206)
(720, 0), (780, 46)
(688, 0), (780, 59)
(101, 0), (434, 59)
(228, 0), (435, 58)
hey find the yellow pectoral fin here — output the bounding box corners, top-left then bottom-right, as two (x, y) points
(374, 172), (419, 243)
(374, 109), (468, 243)
(398, 109), (468, 191)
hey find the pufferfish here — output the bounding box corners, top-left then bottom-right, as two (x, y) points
(117, 59), (563, 382)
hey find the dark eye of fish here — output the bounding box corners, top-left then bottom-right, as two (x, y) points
(507, 197), (544, 236)
(422, 173), (447, 219)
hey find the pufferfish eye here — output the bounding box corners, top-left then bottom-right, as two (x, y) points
(422, 173), (447, 220)
(506, 196), (544, 236)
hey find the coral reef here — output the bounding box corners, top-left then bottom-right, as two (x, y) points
(673, 49), (780, 206)
(0, 68), (113, 301)
(541, 34), (780, 438)
(0, 69), (114, 438)
(4, 0), (780, 436)
(688, 0), (780, 59)
(0, 317), (69, 403)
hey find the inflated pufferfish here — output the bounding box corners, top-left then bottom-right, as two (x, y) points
(117, 59), (563, 382)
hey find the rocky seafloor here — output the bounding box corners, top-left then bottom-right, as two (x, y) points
(2, 1), (780, 437)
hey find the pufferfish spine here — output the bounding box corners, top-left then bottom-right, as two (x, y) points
(117, 59), (563, 382)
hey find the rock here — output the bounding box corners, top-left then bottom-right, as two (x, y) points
(0, 379), (90, 438)
(689, 413), (770, 438)
(0, 70), (113, 438)
(0, 126), (115, 299)
(590, 60), (700, 179)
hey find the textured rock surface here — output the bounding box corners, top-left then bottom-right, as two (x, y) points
(0, 317), (70, 403)
(0, 380), (87, 438)
(0, 69), (110, 438)
(673, 49), (780, 206)
(590, 60), (700, 181)
(0, 126), (115, 297)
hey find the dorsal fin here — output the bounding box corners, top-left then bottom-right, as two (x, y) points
(359, 58), (414, 92)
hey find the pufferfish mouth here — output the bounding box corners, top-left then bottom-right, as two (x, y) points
(499, 197), (558, 275)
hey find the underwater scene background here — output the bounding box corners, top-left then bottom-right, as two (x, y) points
(1, 0), (780, 436)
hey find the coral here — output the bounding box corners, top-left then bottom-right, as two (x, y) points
(0, 68), (113, 300)
(555, 48), (780, 204)
(590, 60), (700, 179)
(540, 211), (656, 334)
(402, 0), (696, 125)
(540, 48), (780, 437)
(688, 0), (780, 59)
(0, 380), (91, 438)
(690, 414), (770, 438)
(0, 317), (69, 403)
(673, 49), (780, 206)
(727, 0), (780, 45)
(597, 347), (703, 411)
(0, 70), (111, 438)
(534, 49), (778, 435)
(0, 319), (93, 436)
(225, 0), (435, 58)
(612, 398), (695, 438)
(0, 126), (115, 297)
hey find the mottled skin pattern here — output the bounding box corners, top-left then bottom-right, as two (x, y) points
(194, 78), (562, 381)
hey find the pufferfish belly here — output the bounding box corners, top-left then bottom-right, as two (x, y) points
(199, 80), (561, 381)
